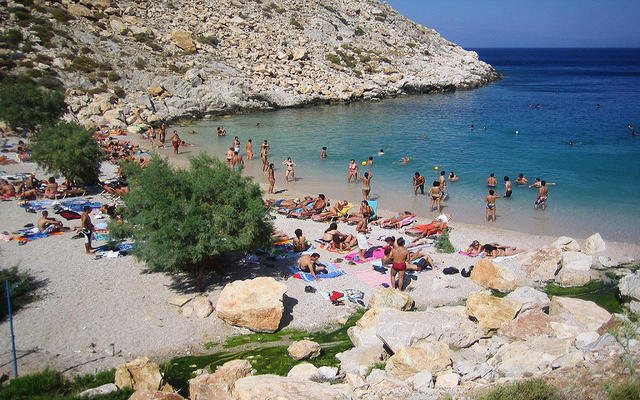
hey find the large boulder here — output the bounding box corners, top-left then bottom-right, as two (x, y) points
(435, 372), (460, 389)
(129, 392), (185, 400)
(232, 375), (345, 399)
(189, 359), (253, 400)
(504, 287), (550, 312)
(369, 287), (414, 310)
(115, 357), (168, 392)
(551, 236), (581, 252)
(470, 259), (518, 292)
(287, 340), (321, 361)
(216, 277), (287, 333)
(517, 248), (562, 282)
(488, 336), (573, 377)
(584, 233), (606, 254)
(375, 306), (483, 352)
(171, 30), (196, 52)
(385, 341), (452, 380)
(67, 3), (93, 18)
(287, 363), (318, 380)
(499, 309), (554, 339)
(336, 345), (385, 375)
(549, 296), (612, 332)
(619, 271), (640, 301)
(555, 252), (593, 287)
(77, 383), (118, 398)
(466, 291), (522, 331)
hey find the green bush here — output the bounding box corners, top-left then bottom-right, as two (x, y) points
(197, 34), (219, 47)
(407, 42), (417, 48)
(71, 56), (99, 73)
(134, 57), (145, 70)
(0, 267), (41, 321)
(113, 86), (126, 98)
(326, 53), (341, 65)
(434, 229), (455, 253)
(606, 379), (640, 400)
(0, 29), (23, 49)
(31, 122), (104, 185)
(0, 82), (66, 130)
(107, 71), (121, 82)
(110, 154), (273, 289)
(479, 378), (564, 400)
(31, 22), (56, 48)
(354, 26), (365, 36)
(290, 18), (303, 29)
(49, 6), (74, 22)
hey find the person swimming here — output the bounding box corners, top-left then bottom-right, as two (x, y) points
(448, 171), (459, 182)
(516, 173), (528, 185)
(378, 149), (384, 155)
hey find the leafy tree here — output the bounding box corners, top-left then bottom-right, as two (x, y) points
(30, 122), (103, 185)
(110, 154), (273, 287)
(0, 82), (66, 131)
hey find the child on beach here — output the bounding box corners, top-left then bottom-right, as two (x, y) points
(486, 189), (500, 222)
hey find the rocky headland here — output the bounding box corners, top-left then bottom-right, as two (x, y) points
(1, 0), (500, 128)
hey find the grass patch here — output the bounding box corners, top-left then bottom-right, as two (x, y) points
(605, 379), (640, 400)
(0, 368), (131, 400)
(133, 32), (162, 52)
(134, 57), (145, 70)
(113, 87), (126, 98)
(434, 229), (455, 253)
(545, 280), (623, 313)
(326, 53), (342, 65)
(374, 13), (387, 22)
(407, 42), (417, 48)
(336, 50), (356, 68)
(479, 378), (564, 400)
(49, 7), (74, 23)
(290, 18), (303, 30)
(197, 34), (219, 48)
(161, 308), (365, 396)
(31, 23), (56, 48)
(354, 26), (365, 36)
(0, 29), (24, 50)
(107, 71), (121, 82)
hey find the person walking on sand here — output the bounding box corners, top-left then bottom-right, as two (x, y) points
(320, 146), (327, 159)
(268, 163), (275, 194)
(347, 159), (359, 183)
(282, 157), (297, 182)
(246, 139), (254, 160)
(535, 180), (549, 210)
(360, 170), (373, 200)
(504, 176), (512, 198)
(486, 189), (500, 222)
(80, 205), (95, 254)
(487, 173), (497, 189)
(390, 237), (410, 291)
(412, 172), (425, 195)
(428, 181), (441, 213)
(171, 131), (181, 154)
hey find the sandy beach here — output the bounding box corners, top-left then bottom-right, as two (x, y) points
(1, 134), (638, 378)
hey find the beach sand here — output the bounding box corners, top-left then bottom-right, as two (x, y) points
(1, 135), (638, 377)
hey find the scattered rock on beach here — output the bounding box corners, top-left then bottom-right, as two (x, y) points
(287, 340), (321, 361)
(77, 383), (118, 398)
(499, 309), (554, 339)
(114, 357), (169, 392)
(619, 271), (640, 302)
(549, 296), (612, 332)
(504, 286), (550, 312)
(385, 341), (452, 380)
(470, 258), (519, 292)
(555, 251), (593, 287)
(215, 277), (287, 333)
(287, 363), (318, 380)
(435, 372), (460, 389)
(488, 336), (573, 378)
(232, 375), (345, 399)
(369, 287), (415, 310)
(189, 359), (253, 400)
(465, 291), (522, 331)
(584, 233), (606, 254)
(129, 391), (185, 400)
(192, 297), (214, 319)
(551, 236), (581, 252)
(518, 248), (562, 282)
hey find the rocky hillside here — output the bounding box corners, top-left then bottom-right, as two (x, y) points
(0, 0), (500, 128)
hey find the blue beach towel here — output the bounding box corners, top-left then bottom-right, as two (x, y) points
(287, 262), (346, 282)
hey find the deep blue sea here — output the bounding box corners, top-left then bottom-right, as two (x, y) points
(176, 48), (640, 242)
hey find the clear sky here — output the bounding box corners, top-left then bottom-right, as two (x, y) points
(385, 0), (640, 48)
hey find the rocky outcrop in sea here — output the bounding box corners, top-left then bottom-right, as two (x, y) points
(1, 0), (500, 128)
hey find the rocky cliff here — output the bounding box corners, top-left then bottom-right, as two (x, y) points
(0, 0), (500, 127)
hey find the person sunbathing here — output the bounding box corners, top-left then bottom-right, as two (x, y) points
(408, 214), (451, 246)
(344, 200), (373, 223)
(374, 211), (415, 228)
(322, 222), (357, 251)
(276, 196), (313, 212)
(37, 210), (68, 233)
(292, 228), (308, 252)
(290, 194), (327, 218)
(43, 177), (60, 199)
(0, 180), (16, 199)
(382, 236), (436, 270)
(481, 244), (526, 258)
(312, 200), (348, 221)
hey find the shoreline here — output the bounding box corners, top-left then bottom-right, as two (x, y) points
(1, 134), (638, 379)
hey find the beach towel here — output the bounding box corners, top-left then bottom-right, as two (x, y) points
(14, 231), (63, 242)
(95, 242), (135, 254)
(494, 254), (520, 262)
(58, 210), (81, 220)
(344, 246), (385, 264)
(354, 268), (389, 287)
(382, 215), (416, 229)
(326, 244), (357, 254)
(404, 223), (446, 237)
(288, 262), (346, 282)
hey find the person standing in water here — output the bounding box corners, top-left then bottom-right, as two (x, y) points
(487, 173), (497, 189)
(282, 157), (297, 182)
(412, 172), (425, 195)
(233, 136), (241, 153)
(360, 170), (373, 200)
(428, 181), (441, 213)
(516, 173), (528, 185)
(535, 181), (549, 210)
(246, 139), (254, 160)
(232, 151), (244, 171)
(486, 189), (500, 222)
(347, 159), (359, 183)
(504, 176), (512, 198)
(261, 141), (270, 172)
(171, 131), (181, 154)
(439, 171), (448, 200)
(268, 163), (275, 194)
(320, 147), (327, 159)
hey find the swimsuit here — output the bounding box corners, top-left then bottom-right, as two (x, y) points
(505, 190), (512, 198)
(392, 262), (406, 271)
(487, 203), (495, 210)
(535, 196), (547, 205)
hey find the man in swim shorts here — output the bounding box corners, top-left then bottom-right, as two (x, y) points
(439, 171), (448, 200)
(534, 180), (549, 210)
(298, 253), (325, 280)
(487, 173), (497, 189)
(356, 217), (369, 260)
(412, 172), (425, 195)
(80, 205), (95, 254)
(504, 176), (512, 198)
(232, 151), (244, 171)
(390, 237), (410, 291)
(38, 210), (66, 233)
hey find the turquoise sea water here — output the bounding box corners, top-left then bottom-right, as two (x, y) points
(174, 48), (640, 243)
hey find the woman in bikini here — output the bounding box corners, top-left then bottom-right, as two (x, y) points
(359, 170), (373, 200)
(428, 181), (441, 213)
(485, 189), (500, 222)
(282, 157), (296, 182)
(268, 163), (275, 194)
(322, 223), (357, 251)
(246, 139), (254, 159)
(482, 244), (526, 258)
(347, 159), (359, 183)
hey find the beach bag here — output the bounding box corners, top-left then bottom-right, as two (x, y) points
(461, 266), (474, 278)
(414, 258), (430, 270)
(443, 267), (460, 275)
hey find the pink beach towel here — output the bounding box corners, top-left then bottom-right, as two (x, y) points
(344, 247), (386, 264)
(354, 268), (388, 287)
